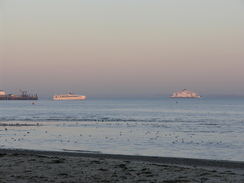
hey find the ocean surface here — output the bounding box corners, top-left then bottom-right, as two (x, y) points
(0, 98), (243, 161)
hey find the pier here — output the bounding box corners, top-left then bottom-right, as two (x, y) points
(0, 95), (38, 100)
(0, 89), (38, 100)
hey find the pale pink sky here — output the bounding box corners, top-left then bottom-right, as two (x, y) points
(1, 0), (244, 98)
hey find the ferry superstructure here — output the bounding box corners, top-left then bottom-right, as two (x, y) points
(170, 89), (201, 98)
(53, 92), (86, 100)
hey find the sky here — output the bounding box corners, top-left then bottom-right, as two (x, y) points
(1, 0), (244, 98)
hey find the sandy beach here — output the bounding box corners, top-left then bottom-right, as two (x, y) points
(0, 149), (243, 183)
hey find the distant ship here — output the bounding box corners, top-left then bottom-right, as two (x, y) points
(53, 92), (86, 100)
(170, 89), (201, 98)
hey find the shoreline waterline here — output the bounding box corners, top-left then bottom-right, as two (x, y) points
(1, 119), (243, 162)
(1, 148), (243, 169)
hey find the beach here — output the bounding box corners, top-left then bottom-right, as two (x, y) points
(0, 149), (243, 183)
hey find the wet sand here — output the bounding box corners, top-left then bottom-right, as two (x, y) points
(0, 149), (243, 183)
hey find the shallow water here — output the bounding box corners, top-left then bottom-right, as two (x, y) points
(0, 98), (243, 161)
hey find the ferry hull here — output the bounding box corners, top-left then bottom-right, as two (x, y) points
(170, 96), (201, 98)
(53, 96), (86, 100)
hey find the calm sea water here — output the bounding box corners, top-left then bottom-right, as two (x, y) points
(0, 98), (243, 161)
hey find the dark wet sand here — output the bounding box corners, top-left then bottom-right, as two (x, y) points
(0, 149), (243, 183)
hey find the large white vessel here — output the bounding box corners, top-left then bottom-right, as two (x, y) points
(170, 89), (201, 98)
(53, 92), (86, 100)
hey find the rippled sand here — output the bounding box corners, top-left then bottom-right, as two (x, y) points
(0, 149), (243, 183)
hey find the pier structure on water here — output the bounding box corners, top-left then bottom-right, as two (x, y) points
(0, 89), (38, 100)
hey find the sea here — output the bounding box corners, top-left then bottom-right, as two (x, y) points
(0, 97), (243, 162)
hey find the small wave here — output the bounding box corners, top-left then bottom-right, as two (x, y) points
(0, 123), (41, 126)
(219, 131), (234, 134)
(1, 117), (237, 125)
(0, 117), (163, 123)
(62, 149), (101, 154)
(199, 123), (218, 126)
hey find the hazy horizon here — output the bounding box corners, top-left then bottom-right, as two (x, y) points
(1, 1), (244, 99)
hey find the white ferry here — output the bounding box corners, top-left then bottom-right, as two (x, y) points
(53, 92), (86, 100)
(170, 89), (201, 98)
